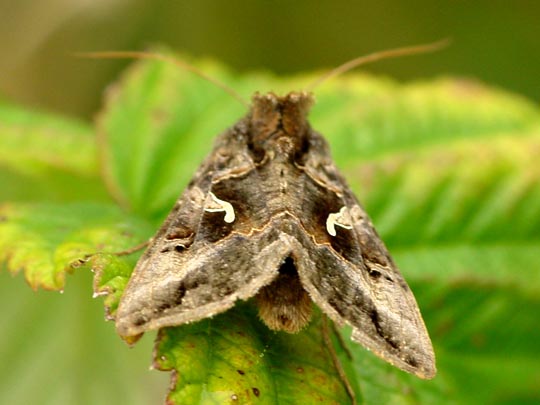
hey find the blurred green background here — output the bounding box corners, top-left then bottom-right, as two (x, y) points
(1, 2), (539, 404)
(0, 0), (538, 120)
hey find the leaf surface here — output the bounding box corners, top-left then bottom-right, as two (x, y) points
(0, 102), (108, 201)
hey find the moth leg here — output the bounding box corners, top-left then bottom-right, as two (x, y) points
(331, 321), (353, 361)
(322, 315), (358, 405)
(111, 240), (150, 257)
(80, 240), (150, 262)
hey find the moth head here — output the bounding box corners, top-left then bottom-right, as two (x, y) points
(248, 92), (314, 162)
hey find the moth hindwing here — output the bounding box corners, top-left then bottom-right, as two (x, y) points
(115, 91), (436, 379)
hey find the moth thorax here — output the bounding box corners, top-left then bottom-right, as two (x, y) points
(255, 257), (312, 333)
(248, 92), (312, 163)
(272, 135), (308, 164)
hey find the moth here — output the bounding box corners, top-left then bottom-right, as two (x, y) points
(114, 89), (436, 379)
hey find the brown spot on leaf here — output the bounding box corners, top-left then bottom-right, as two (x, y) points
(296, 367), (304, 373)
(252, 387), (260, 397)
(237, 369), (245, 375)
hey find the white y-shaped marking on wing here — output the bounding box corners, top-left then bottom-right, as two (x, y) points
(205, 191), (235, 223)
(326, 206), (353, 236)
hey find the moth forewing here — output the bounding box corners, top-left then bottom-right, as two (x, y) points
(115, 91), (436, 379)
(344, 198), (436, 378)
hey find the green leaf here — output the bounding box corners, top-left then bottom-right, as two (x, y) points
(313, 77), (539, 164)
(0, 202), (151, 290)
(97, 56), (247, 220)
(417, 284), (540, 404)
(0, 101), (109, 202)
(154, 305), (355, 404)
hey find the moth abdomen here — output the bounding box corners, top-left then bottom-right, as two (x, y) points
(255, 257), (312, 333)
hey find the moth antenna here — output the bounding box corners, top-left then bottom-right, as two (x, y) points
(305, 38), (451, 92)
(74, 51), (249, 107)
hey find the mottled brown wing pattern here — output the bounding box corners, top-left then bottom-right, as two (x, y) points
(115, 91), (436, 379)
(115, 123), (279, 337)
(297, 130), (436, 378)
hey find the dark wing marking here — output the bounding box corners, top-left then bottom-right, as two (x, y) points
(115, 123), (276, 337)
(296, 130), (436, 379)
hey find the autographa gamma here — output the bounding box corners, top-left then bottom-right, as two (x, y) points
(115, 91), (436, 379)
